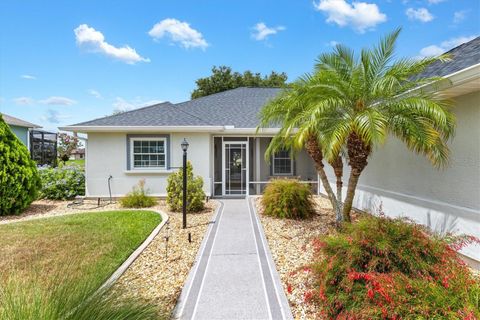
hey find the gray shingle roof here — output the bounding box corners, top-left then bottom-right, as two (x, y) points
(70, 87), (282, 128)
(417, 36), (480, 78)
(1, 113), (41, 128)
(72, 102), (209, 126)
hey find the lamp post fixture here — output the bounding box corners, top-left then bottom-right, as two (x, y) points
(181, 138), (189, 229)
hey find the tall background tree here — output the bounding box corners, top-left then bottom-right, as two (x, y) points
(260, 28), (455, 222)
(191, 65), (288, 99)
(0, 115), (41, 215)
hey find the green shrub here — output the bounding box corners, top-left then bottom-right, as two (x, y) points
(39, 166), (85, 200)
(166, 161), (205, 212)
(307, 215), (480, 319)
(0, 115), (41, 215)
(261, 179), (315, 219)
(120, 179), (157, 208)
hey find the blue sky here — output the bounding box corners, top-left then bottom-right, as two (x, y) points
(0, 0), (478, 131)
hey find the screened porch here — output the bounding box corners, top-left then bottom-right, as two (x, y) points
(212, 136), (319, 197)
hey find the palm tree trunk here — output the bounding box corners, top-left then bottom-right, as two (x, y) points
(342, 169), (360, 222)
(329, 155), (343, 222)
(343, 132), (371, 222)
(305, 136), (341, 219)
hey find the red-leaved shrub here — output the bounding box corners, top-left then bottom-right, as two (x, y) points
(308, 216), (480, 319)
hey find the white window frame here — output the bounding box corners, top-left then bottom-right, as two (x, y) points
(272, 150), (294, 176)
(130, 137), (167, 170)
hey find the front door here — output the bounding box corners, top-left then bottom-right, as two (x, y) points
(222, 142), (248, 196)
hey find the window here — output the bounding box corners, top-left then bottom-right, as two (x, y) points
(131, 138), (167, 169)
(272, 150), (293, 175)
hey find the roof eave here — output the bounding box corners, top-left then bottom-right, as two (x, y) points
(437, 63), (480, 98)
(58, 125), (227, 133)
(58, 125), (283, 135)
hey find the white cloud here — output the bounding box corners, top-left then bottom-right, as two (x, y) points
(20, 74), (36, 80)
(419, 45), (445, 57)
(419, 35), (477, 57)
(148, 18), (208, 50)
(41, 109), (70, 124)
(327, 40), (340, 47)
(453, 10), (467, 24)
(13, 97), (34, 105)
(88, 89), (102, 99)
(313, 0), (387, 33)
(440, 36), (477, 49)
(74, 24), (150, 64)
(427, 0), (446, 4)
(251, 22), (285, 41)
(40, 96), (77, 106)
(406, 8), (434, 22)
(112, 97), (164, 113)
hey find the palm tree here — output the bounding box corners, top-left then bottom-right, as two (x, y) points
(259, 81), (344, 222)
(259, 28), (455, 222)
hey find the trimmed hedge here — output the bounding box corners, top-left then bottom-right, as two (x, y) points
(308, 215), (480, 319)
(38, 166), (85, 200)
(0, 115), (41, 215)
(261, 179), (315, 219)
(166, 161), (205, 212)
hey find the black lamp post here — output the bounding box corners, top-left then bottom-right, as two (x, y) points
(181, 138), (189, 229)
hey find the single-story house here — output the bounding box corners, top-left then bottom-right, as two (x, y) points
(70, 148), (85, 160)
(60, 87), (319, 199)
(2, 113), (41, 150)
(61, 37), (479, 262)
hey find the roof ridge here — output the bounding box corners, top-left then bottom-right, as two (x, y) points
(178, 86), (282, 107)
(71, 101), (172, 126)
(171, 105), (214, 126)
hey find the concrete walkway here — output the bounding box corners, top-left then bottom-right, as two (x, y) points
(174, 198), (292, 320)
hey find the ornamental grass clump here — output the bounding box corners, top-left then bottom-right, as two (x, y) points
(0, 115), (41, 215)
(166, 161), (205, 213)
(0, 274), (160, 320)
(307, 215), (480, 319)
(261, 179), (315, 219)
(120, 179), (157, 208)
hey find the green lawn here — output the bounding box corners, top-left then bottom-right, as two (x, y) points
(0, 210), (160, 286)
(61, 159), (85, 169)
(0, 210), (161, 318)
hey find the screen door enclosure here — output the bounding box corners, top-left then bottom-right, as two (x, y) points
(222, 142), (248, 196)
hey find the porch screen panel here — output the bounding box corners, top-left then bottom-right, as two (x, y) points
(214, 137), (222, 196)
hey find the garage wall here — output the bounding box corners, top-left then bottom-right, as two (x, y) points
(86, 132), (212, 197)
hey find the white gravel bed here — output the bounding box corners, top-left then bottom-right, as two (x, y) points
(112, 200), (217, 318)
(256, 196), (337, 320)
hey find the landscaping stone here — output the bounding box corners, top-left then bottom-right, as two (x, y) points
(256, 196), (336, 320)
(113, 200), (217, 317)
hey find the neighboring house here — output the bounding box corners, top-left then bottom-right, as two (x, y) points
(61, 38), (479, 262)
(70, 148), (85, 160)
(2, 113), (41, 150)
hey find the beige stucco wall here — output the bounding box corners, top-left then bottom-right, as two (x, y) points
(85, 132), (212, 197)
(320, 90), (480, 260)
